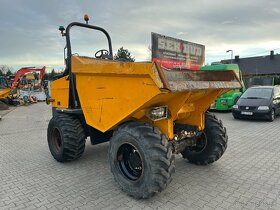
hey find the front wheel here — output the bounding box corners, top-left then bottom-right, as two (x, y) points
(179, 112), (228, 165)
(47, 114), (86, 162)
(109, 121), (175, 199)
(232, 113), (239, 119)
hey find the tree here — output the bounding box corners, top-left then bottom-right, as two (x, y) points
(0, 65), (13, 76)
(6, 69), (13, 76)
(43, 69), (63, 80)
(114, 47), (135, 62)
(274, 76), (280, 85)
(49, 69), (56, 79)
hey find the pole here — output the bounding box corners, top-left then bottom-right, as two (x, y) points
(226, 50), (233, 63)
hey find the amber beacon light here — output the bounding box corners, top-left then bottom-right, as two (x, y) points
(84, 14), (89, 24)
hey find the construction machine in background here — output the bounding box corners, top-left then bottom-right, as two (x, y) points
(11, 66), (46, 89)
(11, 66), (46, 103)
(0, 76), (11, 101)
(46, 15), (241, 198)
(200, 64), (245, 110)
(1, 66), (46, 105)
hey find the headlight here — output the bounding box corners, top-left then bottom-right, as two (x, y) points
(232, 105), (238, 109)
(146, 106), (168, 121)
(258, 106), (269, 110)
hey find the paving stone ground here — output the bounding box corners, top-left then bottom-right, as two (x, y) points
(0, 103), (280, 210)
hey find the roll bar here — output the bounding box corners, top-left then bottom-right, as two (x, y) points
(60, 21), (113, 108)
(64, 22), (113, 75)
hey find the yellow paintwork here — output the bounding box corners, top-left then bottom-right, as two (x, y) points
(51, 56), (241, 140)
(25, 73), (35, 80)
(50, 76), (69, 108)
(0, 88), (11, 99)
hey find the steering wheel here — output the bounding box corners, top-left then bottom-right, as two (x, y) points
(95, 49), (110, 59)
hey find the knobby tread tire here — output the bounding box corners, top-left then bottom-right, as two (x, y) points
(181, 112), (228, 165)
(109, 121), (175, 199)
(47, 113), (86, 162)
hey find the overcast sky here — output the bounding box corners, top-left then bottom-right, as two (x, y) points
(1, 0), (280, 72)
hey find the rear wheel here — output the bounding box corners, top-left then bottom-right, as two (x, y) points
(47, 114), (86, 162)
(179, 112), (228, 165)
(109, 121), (175, 199)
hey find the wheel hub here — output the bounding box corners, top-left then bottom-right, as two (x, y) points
(52, 128), (62, 153)
(189, 132), (207, 153)
(117, 143), (143, 181)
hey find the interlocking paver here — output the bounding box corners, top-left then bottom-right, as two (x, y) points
(1, 103), (280, 209)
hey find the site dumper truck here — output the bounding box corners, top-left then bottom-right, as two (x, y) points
(46, 16), (242, 198)
(0, 76), (11, 102)
(200, 64), (245, 110)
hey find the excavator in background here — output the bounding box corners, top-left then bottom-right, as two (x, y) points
(11, 66), (46, 89)
(1, 66), (46, 105)
(11, 66), (46, 103)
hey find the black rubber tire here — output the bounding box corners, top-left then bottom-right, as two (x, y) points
(109, 121), (175, 199)
(268, 109), (275, 122)
(180, 112), (228, 165)
(232, 114), (239, 119)
(47, 113), (86, 162)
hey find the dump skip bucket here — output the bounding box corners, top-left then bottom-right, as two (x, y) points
(157, 67), (241, 92)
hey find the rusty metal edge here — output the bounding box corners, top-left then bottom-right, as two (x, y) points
(154, 62), (171, 90)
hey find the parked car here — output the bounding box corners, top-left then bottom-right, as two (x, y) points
(232, 86), (280, 121)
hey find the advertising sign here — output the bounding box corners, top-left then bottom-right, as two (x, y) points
(151, 33), (205, 70)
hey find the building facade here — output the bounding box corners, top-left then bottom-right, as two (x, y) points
(221, 51), (280, 87)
